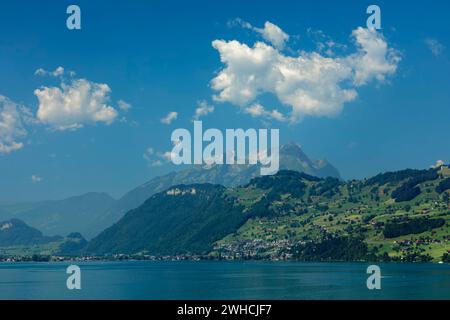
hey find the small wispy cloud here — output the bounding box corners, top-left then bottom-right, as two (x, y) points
(229, 18), (289, 50)
(117, 100), (132, 111)
(244, 103), (286, 122)
(143, 147), (161, 166)
(193, 100), (214, 120)
(35, 66), (65, 77)
(31, 175), (42, 183)
(160, 111), (178, 125)
(143, 146), (174, 167)
(425, 38), (445, 57)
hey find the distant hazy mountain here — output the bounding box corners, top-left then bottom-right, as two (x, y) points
(0, 143), (340, 240)
(0, 219), (61, 246)
(0, 219), (88, 257)
(55, 232), (88, 256)
(0, 193), (116, 240)
(98, 143), (340, 230)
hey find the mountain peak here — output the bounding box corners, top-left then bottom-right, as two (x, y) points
(280, 142), (307, 158)
(279, 143), (340, 179)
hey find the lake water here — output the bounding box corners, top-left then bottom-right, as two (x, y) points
(0, 261), (448, 300)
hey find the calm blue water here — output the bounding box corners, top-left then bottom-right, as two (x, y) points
(0, 261), (448, 300)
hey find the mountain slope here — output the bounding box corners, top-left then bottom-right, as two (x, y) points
(87, 167), (450, 262)
(87, 184), (247, 255)
(0, 219), (88, 257)
(0, 219), (61, 246)
(0, 192), (116, 239)
(56, 232), (88, 256)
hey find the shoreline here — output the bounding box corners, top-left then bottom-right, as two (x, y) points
(1, 255), (448, 264)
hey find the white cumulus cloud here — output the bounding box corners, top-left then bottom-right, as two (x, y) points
(346, 27), (401, 86)
(211, 24), (400, 122)
(160, 111), (178, 125)
(0, 95), (31, 154)
(34, 78), (118, 131)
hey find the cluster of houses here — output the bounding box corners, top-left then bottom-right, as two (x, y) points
(214, 238), (300, 260)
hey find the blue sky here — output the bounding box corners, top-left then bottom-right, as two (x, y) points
(0, 0), (449, 202)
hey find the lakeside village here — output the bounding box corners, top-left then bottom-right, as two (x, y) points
(2, 235), (449, 263)
(0, 240), (302, 263)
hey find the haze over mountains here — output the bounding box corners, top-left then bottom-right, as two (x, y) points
(0, 218), (61, 246)
(99, 143), (340, 231)
(0, 143), (339, 239)
(0, 193), (115, 239)
(0, 218), (88, 256)
(1, 157), (448, 262)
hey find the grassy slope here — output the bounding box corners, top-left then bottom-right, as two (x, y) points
(215, 168), (450, 262)
(0, 241), (63, 256)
